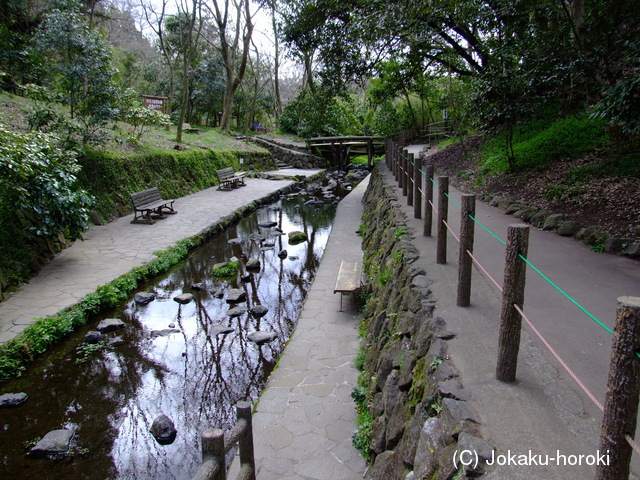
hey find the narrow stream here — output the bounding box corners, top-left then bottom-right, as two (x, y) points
(0, 171), (366, 479)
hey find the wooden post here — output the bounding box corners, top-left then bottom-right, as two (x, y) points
(201, 428), (225, 480)
(423, 164), (434, 237)
(237, 401), (256, 480)
(402, 149), (408, 195)
(407, 153), (414, 205)
(595, 297), (640, 480)
(436, 176), (449, 264)
(413, 155), (422, 219)
(496, 224), (530, 383)
(457, 194), (476, 307)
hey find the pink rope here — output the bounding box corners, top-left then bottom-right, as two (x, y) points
(466, 250), (504, 292)
(443, 219), (460, 243)
(428, 199), (437, 213)
(626, 435), (640, 457)
(514, 303), (605, 412)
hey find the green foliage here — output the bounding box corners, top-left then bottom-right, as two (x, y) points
(351, 376), (374, 460)
(279, 89), (362, 138)
(35, 5), (119, 144)
(117, 88), (171, 143)
(0, 123), (93, 241)
(392, 227), (406, 239)
(211, 261), (239, 277)
(480, 116), (609, 173)
(75, 340), (108, 364)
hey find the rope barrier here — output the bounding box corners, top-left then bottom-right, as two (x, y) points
(390, 141), (640, 460)
(467, 250), (504, 293)
(443, 219), (460, 243)
(514, 304), (605, 412)
(518, 255), (614, 336)
(626, 435), (640, 457)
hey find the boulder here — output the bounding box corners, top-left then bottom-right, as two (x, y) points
(278, 249), (288, 259)
(30, 429), (74, 456)
(247, 331), (278, 345)
(288, 231), (308, 244)
(210, 326), (235, 336)
(249, 305), (269, 318)
(134, 292), (155, 305)
(258, 221), (278, 228)
(96, 318), (125, 333)
(605, 237), (635, 255)
(150, 328), (181, 338)
(246, 258), (261, 271)
(190, 283), (205, 291)
(150, 414), (177, 445)
(226, 289), (247, 303)
(174, 293), (194, 304)
(413, 418), (444, 479)
(542, 213), (565, 230)
(228, 306), (247, 318)
(0, 392), (28, 408)
(556, 220), (581, 237)
(84, 331), (102, 344)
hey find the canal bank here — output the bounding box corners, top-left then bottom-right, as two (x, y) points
(228, 175), (370, 480)
(0, 171), (323, 345)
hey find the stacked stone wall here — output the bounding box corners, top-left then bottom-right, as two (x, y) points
(357, 165), (492, 479)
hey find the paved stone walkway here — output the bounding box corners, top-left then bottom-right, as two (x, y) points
(0, 172), (323, 343)
(229, 176), (369, 479)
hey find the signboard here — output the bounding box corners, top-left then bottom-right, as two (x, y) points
(143, 96), (167, 113)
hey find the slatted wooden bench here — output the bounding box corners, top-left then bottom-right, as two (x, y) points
(334, 260), (363, 311)
(215, 167), (246, 190)
(182, 122), (200, 134)
(130, 187), (177, 224)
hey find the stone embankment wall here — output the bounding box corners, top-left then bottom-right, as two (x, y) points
(357, 166), (492, 479)
(246, 136), (327, 169)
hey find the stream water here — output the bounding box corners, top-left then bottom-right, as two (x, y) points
(0, 172), (363, 479)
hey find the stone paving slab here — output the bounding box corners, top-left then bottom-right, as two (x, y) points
(229, 176), (369, 479)
(0, 174), (328, 344)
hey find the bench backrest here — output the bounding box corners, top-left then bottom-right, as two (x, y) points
(216, 167), (235, 179)
(131, 187), (163, 207)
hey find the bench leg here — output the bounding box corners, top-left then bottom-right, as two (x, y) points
(131, 209), (155, 225)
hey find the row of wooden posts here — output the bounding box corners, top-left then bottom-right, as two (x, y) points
(192, 401), (256, 480)
(386, 138), (640, 480)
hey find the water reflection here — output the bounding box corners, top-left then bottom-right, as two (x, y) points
(0, 181), (349, 479)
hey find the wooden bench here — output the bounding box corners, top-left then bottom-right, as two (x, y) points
(334, 260), (362, 311)
(215, 167), (246, 190)
(130, 187), (177, 224)
(182, 122), (200, 134)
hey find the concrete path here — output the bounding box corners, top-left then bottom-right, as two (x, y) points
(0, 172), (324, 344)
(401, 145), (640, 479)
(229, 176), (369, 479)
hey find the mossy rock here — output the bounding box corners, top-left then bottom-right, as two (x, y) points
(211, 261), (239, 277)
(288, 231), (308, 244)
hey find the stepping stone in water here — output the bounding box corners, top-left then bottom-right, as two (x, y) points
(174, 293), (194, 304)
(246, 259), (261, 272)
(249, 305), (269, 318)
(134, 292), (155, 305)
(0, 392), (28, 408)
(247, 331), (278, 345)
(228, 306), (247, 318)
(258, 221), (278, 228)
(210, 326), (235, 336)
(226, 289), (246, 303)
(97, 318), (125, 333)
(84, 331), (102, 344)
(30, 429), (74, 456)
(150, 415), (177, 445)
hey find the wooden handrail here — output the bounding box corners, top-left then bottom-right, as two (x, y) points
(192, 401), (255, 480)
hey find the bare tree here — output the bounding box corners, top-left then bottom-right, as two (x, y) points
(204, 0), (257, 133)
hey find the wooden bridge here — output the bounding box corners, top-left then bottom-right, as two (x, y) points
(306, 136), (385, 169)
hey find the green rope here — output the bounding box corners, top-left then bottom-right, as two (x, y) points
(444, 192), (461, 209)
(469, 215), (507, 245)
(519, 254), (614, 335)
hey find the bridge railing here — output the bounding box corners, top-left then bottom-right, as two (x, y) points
(192, 401), (255, 480)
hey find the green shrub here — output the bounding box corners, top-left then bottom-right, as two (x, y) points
(211, 261), (239, 277)
(480, 115), (609, 172)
